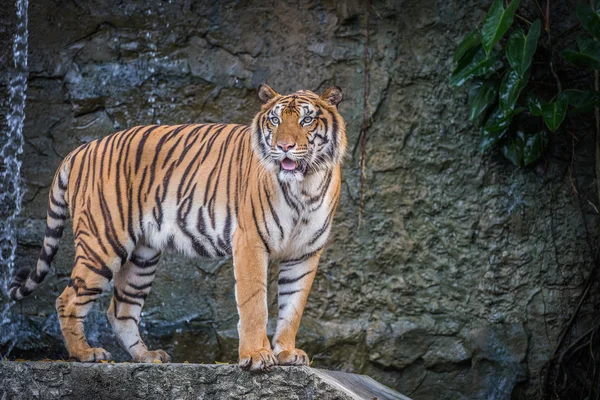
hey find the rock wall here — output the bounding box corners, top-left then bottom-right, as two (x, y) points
(2, 1), (598, 399)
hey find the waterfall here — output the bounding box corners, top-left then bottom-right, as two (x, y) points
(1, 0), (28, 357)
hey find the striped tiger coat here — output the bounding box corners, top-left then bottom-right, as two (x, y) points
(9, 84), (346, 371)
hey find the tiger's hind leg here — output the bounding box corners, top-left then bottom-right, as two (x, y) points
(107, 241), (170, 363)
(56, 246), (122, 362)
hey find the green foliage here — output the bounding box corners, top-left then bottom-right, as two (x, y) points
(454, 30), (481, 63)
(577, 3), (600, 40)
(481, 0), (521, 54)
(480, 107), (512, 152)
(468, 79), (499, 123)
(499, 69), (528, 112)
(501, 130), (547, 167)
(563, 36), (600, 69)
(541, 93), (568, 132)
(450, 48), (501, 88)
(506, 19), (541, 77)
(564, 89), (600, 114)
(450, 0), (600, 167)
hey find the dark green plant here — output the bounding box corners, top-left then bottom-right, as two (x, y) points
(450, 0), (600, 167)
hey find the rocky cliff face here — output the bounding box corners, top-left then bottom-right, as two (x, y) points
(2, 1), (598, 399)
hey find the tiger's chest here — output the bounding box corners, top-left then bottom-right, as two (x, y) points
(265, 174), (336, 261)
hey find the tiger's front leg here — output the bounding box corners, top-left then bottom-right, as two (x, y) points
(272, 250), (321, 366)
(232, 229), (276, 371)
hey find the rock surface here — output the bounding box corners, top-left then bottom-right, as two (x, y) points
(1, 1), (599, 400)
(0, 362), (409, 400)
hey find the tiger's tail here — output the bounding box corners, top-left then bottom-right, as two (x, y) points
(9, 161), (70, 301)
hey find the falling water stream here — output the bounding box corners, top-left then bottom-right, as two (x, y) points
(1, 0), (28, 358)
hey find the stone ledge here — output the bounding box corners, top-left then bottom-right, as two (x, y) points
(0, 362), (410, 400)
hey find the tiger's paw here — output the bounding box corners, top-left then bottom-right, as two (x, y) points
(276, 348), (310, 366)
(134, 349), (171, 363)
(73, 347), (112, 363)
(238, 347), (276, 372)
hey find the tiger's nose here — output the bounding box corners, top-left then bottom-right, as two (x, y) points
(277, 142), (296, 152)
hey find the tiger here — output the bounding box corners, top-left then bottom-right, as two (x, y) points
(8, 84), (346, 371)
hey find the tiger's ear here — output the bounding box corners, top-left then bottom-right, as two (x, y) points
(321, 86), (343, 107)
(258, 84), (279, 104)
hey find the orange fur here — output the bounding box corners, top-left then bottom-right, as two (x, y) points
(10, 85), (346, 370)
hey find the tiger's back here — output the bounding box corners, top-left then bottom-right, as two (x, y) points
(65, 123), (253, 260)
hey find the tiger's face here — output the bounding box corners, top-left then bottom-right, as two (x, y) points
(251, 84), (347, 182)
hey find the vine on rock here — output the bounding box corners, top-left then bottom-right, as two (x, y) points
(452, 1), (600, 398)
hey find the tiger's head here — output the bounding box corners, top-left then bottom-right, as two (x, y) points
(251, 84), (347, 182)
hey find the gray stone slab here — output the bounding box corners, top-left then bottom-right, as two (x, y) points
(0, 361), (410, 400)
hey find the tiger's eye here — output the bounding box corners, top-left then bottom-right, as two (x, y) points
(270, 117), (280, 125)
(302, 116), (314, 125)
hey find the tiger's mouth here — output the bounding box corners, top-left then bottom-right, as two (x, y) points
(280, 157), (308, 174)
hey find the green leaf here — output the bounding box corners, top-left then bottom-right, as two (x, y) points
(523, 131), (546, 165)
(562, 50), (600, 69)
(449, 48), (501, 88)
(468, 80), (499, 124)
(454, 30), (481, 63)
(506, 19), (541, 77)
(499, 69), (529, 113)
(563, 26), (600, 69)
(481, 0), (521, 55)
(527, 94), (543, 116)
(501, 130), (547, 167)
(541, 93), (568, 132)
(502, 131), (525, 167)
(480, 107), (512, 152)
(577, 3), (600, 40)
(579, 35), (600, 57)
(564, 89), (600, 113)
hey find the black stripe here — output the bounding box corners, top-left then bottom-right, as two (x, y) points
(97, 193), (129, 264)
(279, 289), (301, 296)
(30, 267), (48, 283)
(135, 125), (161, 172)
(308, 210), (334, 247)
(82, 261), (113, 280)
(117, 315), (139, 323)
(121, 289), (148, 300)
(39, 245), (58, 264)
(129, 281), (153, 291)
(47, 207), (68, 220)
(19, 285), (34, 297)
(76, 244), (114, 281)
(250, 197), (270, 254)
(57, 173), (68, 191)
(135, 270), (156, 277)
(74, 298), (98, 306)
(76, 288), (103, 297)
(50, 194), (67, 208)
(113, 288), (143, 306)
(278, 270), (314, 285)
(280, 247), (323, 266)
(130, 254), (160, 268)
(264, 186), (284, 240)
(149, 124), (190, 187)
(45, 225), (64, 239)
